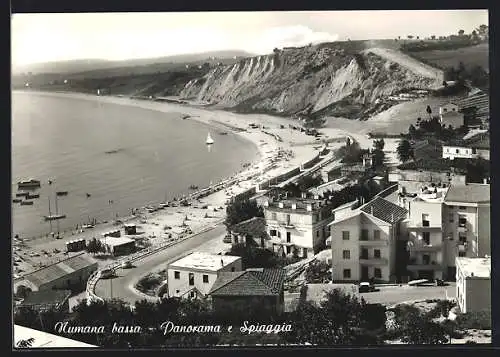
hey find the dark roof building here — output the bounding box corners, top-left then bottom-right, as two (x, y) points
(19, 289), (71, 312)
(360, 196), (408, 224)
(209, 268), (286, 296)
(230, 217), (268, 238)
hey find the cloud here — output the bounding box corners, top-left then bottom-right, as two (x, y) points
(251, 25), (339, 53)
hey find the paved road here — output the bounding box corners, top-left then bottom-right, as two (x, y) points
(94, 224), (227, 304)
(360, 283), (456, 306)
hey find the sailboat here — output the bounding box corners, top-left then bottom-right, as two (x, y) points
(44, 194), (66, 221)
(206, 132), (214, 145)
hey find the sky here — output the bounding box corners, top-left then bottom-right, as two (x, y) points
(11, 10), (488, 67)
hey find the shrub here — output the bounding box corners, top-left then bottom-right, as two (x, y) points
(456, 311), (491, 330)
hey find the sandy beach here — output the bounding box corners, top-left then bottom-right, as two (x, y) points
(13, 91), (356, 279)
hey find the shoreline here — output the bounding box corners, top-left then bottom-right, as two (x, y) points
(13, 90), (336, 278)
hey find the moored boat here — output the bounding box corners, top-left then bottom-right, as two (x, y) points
(189, 185), (199, 190)
(21, 200), (34, 206)
(16, 192), (29, 197)
(26, 193), (40, 199)
(44, 214), (66, 221)
(206, 133), (214, 145)
(17, 179), (41, 189)
(12, 198), (22, 203)
(56, 191), (68, 196)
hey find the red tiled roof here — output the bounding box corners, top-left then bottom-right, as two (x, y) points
(209, 268), (286, 296)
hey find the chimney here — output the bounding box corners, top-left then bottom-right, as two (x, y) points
(306, 204), (313, 212)
(291, 203), (297, 210)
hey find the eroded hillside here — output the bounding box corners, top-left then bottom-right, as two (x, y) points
(180, 44), (444, 120)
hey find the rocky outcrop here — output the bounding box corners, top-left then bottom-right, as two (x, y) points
(180, 44), (444, 120)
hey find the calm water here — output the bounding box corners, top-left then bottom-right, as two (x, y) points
(12, 92), (259, 239)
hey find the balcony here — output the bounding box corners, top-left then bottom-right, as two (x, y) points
(407, 221), (442, 230)
(457, 225), (468, 233)
(411, 243), (442, 252)
(457, 242), (469, 252)
(407, 263), (443, 271)
(359, 256), (388, 266)
(359, 238), (388, 246)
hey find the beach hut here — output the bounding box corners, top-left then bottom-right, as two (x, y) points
(124, 224), (137, 235)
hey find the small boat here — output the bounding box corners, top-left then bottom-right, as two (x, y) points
(21, 200), (34, 206)
(44, 214), (66, 221)
(12, 198), (22, 203)
(189, 185), (199, 190)
(206, 133), (214, 145)
(218, 131), (228, 135)
(56, 191), (68, 196)
(18, 179), (41, 189)
(86, 193), (92, 198)
(26, 193), (40, 199)
(16, 192), (29, 197)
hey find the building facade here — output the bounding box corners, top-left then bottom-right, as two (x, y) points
(263, 196), (336, 258)
(329, 197), (407, 283)
(439, 103), (464, 128)
(456, 257), (491, 318)
(442, 184), (490, 279)
(167, 252), (243, 299)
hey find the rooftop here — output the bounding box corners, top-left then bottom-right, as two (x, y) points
(21, 289), (71, 306)
(456, 257), (491, 278)
(100, 237), (135, 247)
(230, 217), (268, 238)
(445, 133), (490, 150)
(169, 252), (241, 272)
(360, 196), (408, 224)
(264, 197), (332, 213)
(209, 268), (286, 296)
(444, 184), (490, 204)
(21, 253), (97, 288)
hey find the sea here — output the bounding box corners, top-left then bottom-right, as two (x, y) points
(11, 91), (260, 239)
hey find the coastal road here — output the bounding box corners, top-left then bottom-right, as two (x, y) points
(360, 283), (456, 306)
(94, 224), (227, 304)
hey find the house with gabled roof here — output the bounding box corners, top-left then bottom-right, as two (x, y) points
(208, 268), (286, 316)
(228, 217), (269, 248)
(328, 196), (408, 283)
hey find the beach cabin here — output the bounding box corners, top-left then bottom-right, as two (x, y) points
(124, 224), (137, 235)
(103, 229), (121, 238)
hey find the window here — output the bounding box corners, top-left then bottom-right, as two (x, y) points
(374, 249), (381, 258)
(316, 230), (320, 238)
(342, 231), (350, 240)
(456, 149), (459, 154)
(342, 250), (350, 259)
(286, 246), (291, 254)
(174, 271), (180, 280)
(231, 267), (235, 272)
(422, 255), (431, 265)
(449, 212), (454, 223)
(422, 232), (430, 245)
(459, 206), (466, 210)
(459, 234), (467, 244)
(422, 214), (429, 227)
(361, 229), (369, 241)
(458, 251), (466, 257)
(374, 268), (382, 279)
(343, 269), (351, 279)
(361, 248), (369, 260)
(271, 213), (277, 220)
(373, 230), (380, 240)
(188, 273), (194, 286)
(270, 229), (277, 237)
(278, 231), (281, 238)
(203, 275), (209, 283)
(458, 216), (467, 227)
(443, 108), (448, 112)
(286, 232), (291, 243)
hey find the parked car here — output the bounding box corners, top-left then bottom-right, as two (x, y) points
(435, 278), (445, 286)
(359, 282), (375, 293)
(223, 235), (232, 244)
(100, 269), (115, 279)
(121, 261), (133, 269)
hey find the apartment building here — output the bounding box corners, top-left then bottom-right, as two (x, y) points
(263, 195), (336, 258)
(456, 257), (491, 317)
(167, 252), (243, 299)
(442, 184), (490, 278)
(329, 196), (408, 283)
(399, 186), (448, 280)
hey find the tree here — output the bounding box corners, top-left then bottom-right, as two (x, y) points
(16, 338), (35, 348)
(371, 149), (385, 168)
(15, 285), (32, 299)
(477, 24), (488, 40)
(407, 35), (414, 40)
(86, 238), (103, 255)
(224, 199), (264, 230)
(305, 260), (331, 283)
(431, 35), (436, 40)
(397, 139), (413, 163)
(458, 29), (465, 37)
(373, 139), (385, 151)
(408, 124), (417, 138)
(426, 105), (432, 120)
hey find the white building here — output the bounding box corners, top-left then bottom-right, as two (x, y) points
(456, 257), (491, 315)
(329, 196), (408, 283)
(400, 186), (449, 280)
(167, 252), (242, 299)
(443, 184), (490, 278)
(442, 133), (490, 160)
(263, 195), (337, 258)
(439, 103), (464, 128)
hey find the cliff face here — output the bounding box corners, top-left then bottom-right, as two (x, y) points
(180, 45), (443, 120)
